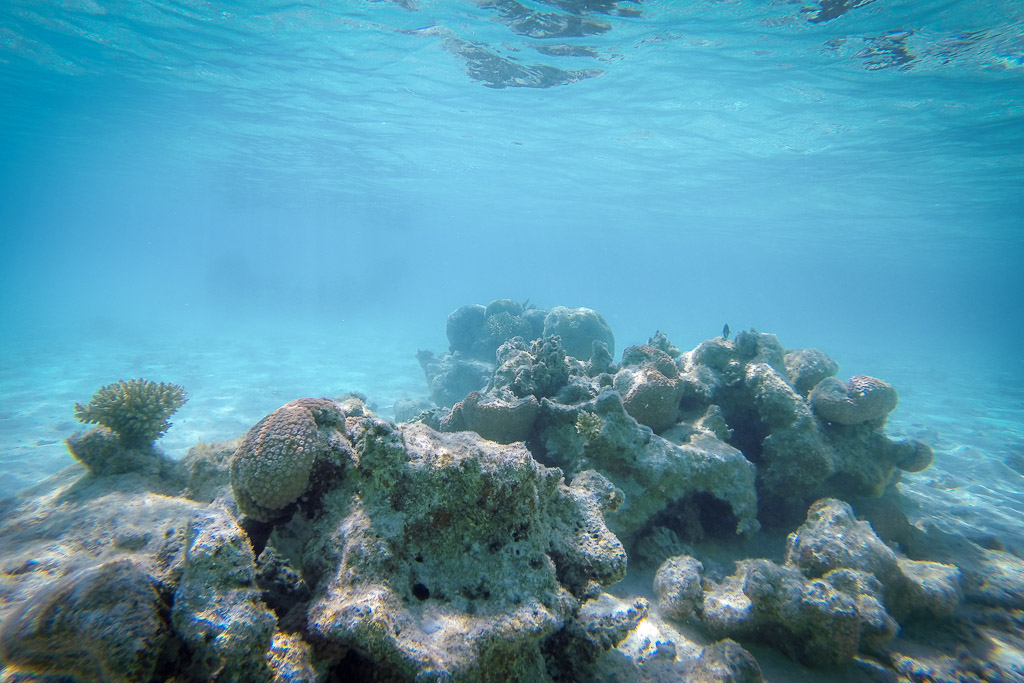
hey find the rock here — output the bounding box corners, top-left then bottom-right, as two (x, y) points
(177, 439), (238, 503)
(543, 306), (615, 361)
(700, 558), (869, 668)
(393, 397), (434, 423)
(784, 498), (963, 621)
(784, 348), (839, 397)
(810, 376), (898, 425)
(0, 468), (203, 618)
(902, 521), (1024, 609)
(171, 507), (278, 682)
(539, 390), (760, 545)
(682, 639), (765, 682)
(416, 349), (492, 408)
(442, 390), (540, 444)
(300, 420), (628, 679)
(267, 632), (321, 682)
(614, 345), (684, 433)
(66, 426), (175, 477)
(0, 558), (170, 682)
(654, 555), (705, 620)
(543, 594), (649, 680)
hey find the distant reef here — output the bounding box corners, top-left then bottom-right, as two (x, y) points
(1, 302), (1021, 682)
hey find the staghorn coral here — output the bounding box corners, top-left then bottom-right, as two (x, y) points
(73, 378), (187, 447)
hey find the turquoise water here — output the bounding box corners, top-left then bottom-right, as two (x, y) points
(1, 1), (1023, 507)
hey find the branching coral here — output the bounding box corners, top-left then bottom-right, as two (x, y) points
(575, 410), (605, 444)
(73, 378), (187, 447)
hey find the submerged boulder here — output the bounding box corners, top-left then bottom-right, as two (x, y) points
(301, 420), (628, 679)
(809, 376), (899, 425)
(542, 306), (615, 361)
(0, 558), (170, 682)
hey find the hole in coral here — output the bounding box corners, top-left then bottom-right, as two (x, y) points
(645, 492), (739, 543)
(412, 583), (430, 600)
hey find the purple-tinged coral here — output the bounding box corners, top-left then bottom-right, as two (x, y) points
(229, 397), (346, 522)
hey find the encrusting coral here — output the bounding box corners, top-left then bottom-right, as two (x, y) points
(73, 378), (187, 447)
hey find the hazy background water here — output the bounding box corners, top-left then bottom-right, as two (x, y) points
(1, 0), (1023, 494)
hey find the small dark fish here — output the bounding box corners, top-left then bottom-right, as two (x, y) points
(722, 323), (730, 340)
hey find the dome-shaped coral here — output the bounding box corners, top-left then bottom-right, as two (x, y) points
(230, 398), (345, 522)
(809, 376), (898, 425)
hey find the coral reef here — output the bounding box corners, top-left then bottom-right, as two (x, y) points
(445, 298), (546, 362)
(171, 507), (278, 681)
(65, 425), (175, 476)
(4, 305), (1021, 681)
(416, 348), (492, 408)
(784, 499), (963, 621)
(654, 498), (966, 669)
(614, 345), (684, 433)
(700, 557), (885, 668)
(492, 335), (571, 399)
(73, 378), (187, 448)
(440, 390), (540, 444)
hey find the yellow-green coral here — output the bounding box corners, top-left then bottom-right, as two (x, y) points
(74, 378), (187, 447)
(575, 410), (604, 444)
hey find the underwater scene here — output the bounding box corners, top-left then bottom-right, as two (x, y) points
(1, 0), (1023, 680)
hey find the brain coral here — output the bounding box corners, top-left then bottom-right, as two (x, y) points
(230, 398), (345, 522)
(73, 378), (187, 447)
(809, 375), (898, 425)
